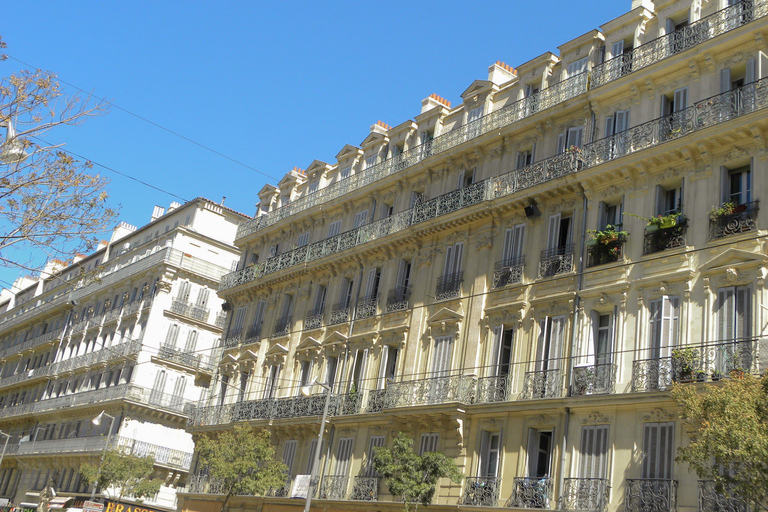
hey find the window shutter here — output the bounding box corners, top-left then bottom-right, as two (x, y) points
(674, 88), (688, 111)
(512, 224), (525, 259)
(377, 345), (389, 389)
(759, 51), (768, 80)
(557, 132), (566, 154)
(721, 68), (732, 93)
(184, 330), (198, 352)
(547, 214), (561, 251)
(604, 115), (615, 138)
(283, 440), (298, 475)
(431, 336), (453, 376)
(579, 425), (609, 478)
(233, 307), (246, 331)
(457, 171), (465, 190)
(735, 285), (751, 339)
(335, 437), (354, 476)
(443, 245), (454, 276)
(165, 324), (180, 346)
(453, 242), (464, 275)
(254, 301), (266, 327)
(746, 58), (756, 84)
(660, 94), (671, 117)
(177, 281), (191, 302)
(549, 316), (566, 365)
(479, 431), (490, 476)
(536, 319), (549, 372)
(502, 228), (515, 262)
(492, 326), (503, 375)
(615, 110), (629, 132)
(152, 370), (167, 396)
(666, 18), (676, 35)
(611, 40), (624, 59)
(365, 436), (386, 476)
(172, 376), (186, 401)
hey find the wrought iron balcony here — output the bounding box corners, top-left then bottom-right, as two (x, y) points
(157, 343), (214, 372)
(244, 324), (262, 345)
(522, 369), (564, 399)
(625, 479), (677, 512)
(643, 222), (687, 255)
(493, 256), (525, 288)
(632, 357), (674, 392)
(220, 78), (768, 292)
(463, 477), (500, 506)
(169, 299), (210, 323)
(586, 236), (625, 268)
(330, 302), (351, 325)
(320, 475), (349, 500)
(272, 315), (292, 338)
(188, 475), (225, 495)
(114, 436), (193, 470)
(381, 375), (476, 408)
(560, 478), (610, 512)
(592, 0), (763, 87)
(509, 477), (553, 509)
(366, 389), (386, 412)
(214, 312), (227, 327)
(0, 330), (60, 360)
(350, 476), (379, 501)
(355, 296), (378, 319)
(572, 364), (616, 396)
(476, 375), (511, 403)
(436, 272), (463, 301)
(709, 201), (759, 240)
(223, 327), (242, 348)
(304, 309), (324, 330)
(538, 245), (574, 278)
(698, 480), (747, 512)
(386, 285), (411, 313)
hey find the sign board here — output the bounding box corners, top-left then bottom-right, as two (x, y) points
(83, 501), (104, 512)
(0, 498), (9, 508)
(290, 475), (310, 499)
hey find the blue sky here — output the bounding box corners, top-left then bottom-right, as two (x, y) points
(0, 0), (628, 286)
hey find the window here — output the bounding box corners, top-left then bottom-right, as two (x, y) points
(365, 155), (377, 169)
(298, 360), (313, 391)
(308, 181), (319, 194)
(666, 17), (689, 53)
(592, 312), (614, 366)
(467, 105), (484, 123)
(599, 201), (623, 230)
(649, 296), (680, 362)
(410, 191), (425, 208)
(184, 330), (198, 353)
(195, 288), (210, 308)
(335, 437), (355, 477)
(718, 285), (751, 342)
(466, 106), (484, 138)
(249, 300), (266, 337)
(527, 428), (553, 479)
(642, 422), (674, 479)
(661, 87), (688, 137)
(328, 220), (342, 238)
(306, 439), (326, 474)
(419, 433), (439, 455)
(479, 431), (502, 478)
(516, 147), (535, 169)
(491, 326), (515, 377)
(171, 376), (187, 407)
(353, 210), (369, 228)
(297, 232), (310, 248)
(283, 440), (298, 476)
(377, 345), (399, 388)
(363, 268), (381, 299)
(364, 436), (386, 476)
(396, 259), (412, 289)
(656, 183), (683, 216)
(457, 168), (475, 189)
(281, 194), (291, 207)
(338, 277), (354, 308)
(176, 281), (191, 302)
(350, 348), (369, 391)
(546, 213), (572, 251)
(536, 316), (566, 374)
(150, 370), (167, 402)
(431, 335), (454, 377)
(264, 364), (281, 399)
(230, 306), (246, 338)
(604, 109), (630, 157)
(268, 244), (279, 257)
(566, 56), (588, 78)
(165, 324), (180, 347)
(312, 285), (327, 313)
(579, 425), (609, 484)
(380, 203), (394, 219)
(442, 242), (464, 277)
(502, 224), (525, 264)
(524, 83), (539, 114)
(325, 356), (338, 390)
(339, 166), (352, 180)
(721, 163), (752, 206)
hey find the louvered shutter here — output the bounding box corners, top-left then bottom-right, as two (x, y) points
(612, 40), (624, 59)
(735, 286), (751, 340)
(306, 439), (326, 474)
(283, 440), (298, 475)
(165, 324), (180, 347)
(746, 58), (756, 84)
(419, 433), (439, 455)
(177, 281), (191, 301)
(673, 88), (688, 111)
(557, 132), (566, 154)
(377, 345), (389, 389)
(452, 242), (464, 275)
(721, 68), (732, 93)
(502, 228), (516, 262)
(335, 437), (354, 476)
(184, 330), (198, 353)
(580, 425), (609, 479)
(536, 319), (549, 372)
(365, 436), (386, 476)
(604, 115), (615, 138)
(549, 316), (566, 367)
(642, 422), (674, 479)
(491, 326), (503, 376)
(547, 214), (561, 251)
(431, 336), (453, 377)
(195, 289), (209, 307)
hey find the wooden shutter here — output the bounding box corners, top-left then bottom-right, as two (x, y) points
(615, 110), (629, 132)
(306, 439), (325, 474)
(172, 376), (186, 402)
(233, 307), (246, 331)
(335, 437), (354, 476)
(377, 345), (389, 389)
(746, 58), (756, 84)
(452, 242), (464, 275)
(491, 326), (504, 376)
(431, 336), (453, 376)
(721, 68), (732, 93)
(365, 436), (386, 476)
(673, 88), (688, 112)
(253, 301), (266, 327)
(549, 316), (566, 366)
(536, 318), (549, 372)
(557, 132), (566, 154)
(184, 330), (198, 352)
(165, 324), (180, 346)
(283, 440), (298, 475)
(642, 422), (674, 479)
(579, 425), (609, 478)
(195, 289), (210, 307)
(313, 286), (327, 312)
(547, 213), (561, 251)
(604, 115), (615, 138)
(419, 433), (439, 455)
(735, 285), (751, 339)
(611, 40), (624, 59)
(151, 370), (167, 396)
(177, 281), (191, 301)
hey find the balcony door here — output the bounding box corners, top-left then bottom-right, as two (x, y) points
(536, 316), (565, 373)
(642, 422), (674, 479)
(717, 285), (752, 373)
(443, 242), (464, 278)
(479, 431), (501, 479)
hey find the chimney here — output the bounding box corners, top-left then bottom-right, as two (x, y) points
(167, 201), (181, 212)
(488, 61), (517, 86)
(151, 205), (165, 221)
(110, 221), (137, 243)
(421, 93), (451, 114)
(631, 0), (654, 10)
(221, 196), (226, 206)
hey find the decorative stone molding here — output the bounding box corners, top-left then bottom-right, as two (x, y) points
(723, 146), (750, 163)
(476, 234), (494, 251)
(642, 408), (673, 422)
(417, 247), (442, 267)
(582, 412), (612, 425)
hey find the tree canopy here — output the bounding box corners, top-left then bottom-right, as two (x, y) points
(195, 425), (287, 512)
(80, 450), (163, 503)
(672, 373), (768, 511)
(0, 36), (116, 272)
(372, 432), (462, 512)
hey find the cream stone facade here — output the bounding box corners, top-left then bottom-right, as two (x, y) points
(184, 1), (768, 512)
(0, 199), (247, 512)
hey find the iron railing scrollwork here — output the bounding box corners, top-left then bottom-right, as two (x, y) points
(463, 477), (500, 506)
(272, 316), (292, 338)
(381, 375), (476, 408)
(572, 364), (616, 395)
(304, 309), (324, 330)
(625, 479), (677, 512)
(586, 237), (625, 268)
(244, 324), (262, 345)
(330, 302), (351, 325)
(386, 285), (411, 312)
(355, 296), (379, 320)
(709, 201), (759, 240)
(643, 223), (687, 255)
(475, 375), (511, 403)
(509, 477), (553, 509)
(366, 389), (386, 412)
(538, 245), (574, 278)
(350, 477), (379, 501)
(320, 475), (349, 500)
(493, 256), (525, 288)
(560, 478), (610, 512)
(698, 480), (748, 512)
(522, 369), (564, 399)
(435, 272), (463, 301)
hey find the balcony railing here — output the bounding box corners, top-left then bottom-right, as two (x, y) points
(476, 375), (511, 403)
(272, 316), (292, 338)
(586, 236), (625, 268)
(386, 285), (411, 313)
(560, 478), (610, 512)
(244, 324), (262, 345)
(572, 364), (616, 396)
(538, 245), (574, 278)
(350, 476), (379, 501)
(187, 393), (360, 427)
(643, 223), (687, 255)
(521, 369), (564, 399)
(157, 343), (214, 372)
(435, 272), (463, 301)
(366, 389), (386, 413)
(170, 299), (210, 323)
(493, 256), (525, 288)
(214, 312), (227, 327)
(223, 327), (242, 348)
(625, 479), (677, 512)
(114, 437), (193, 470)
(330, 302), (351, 325)
(38, 339), (141, 378)
(698, 480), (747, 512)
(382, 375), (476, 408)
(509, 477), (553, 509)
(304, 309), (324, 330)
(632, 339), (755, 392)
(355, 296), (378, 320)
(592, 0), (764, 87)
(709, 200), (759, 240)
(320, 475), (349, 500)
(220, 78), (768, 292)
(463, 477), (500, 507)
(0, 330), (60, 360)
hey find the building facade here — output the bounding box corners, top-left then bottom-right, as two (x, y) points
(0, 198), (247, 512)
(184, 1), (768, 512)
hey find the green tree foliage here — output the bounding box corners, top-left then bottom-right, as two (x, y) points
(0, 36), (116, 272)
(80, 451), (163, 503)
(372, 432), (462, 512)
(195, 425), (287, 512)
(672, 373), (768, 511)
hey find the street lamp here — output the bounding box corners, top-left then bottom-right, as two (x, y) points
(0, 431), (10, 470)
(301, 378), (332, 512)
(0, 118), (29, 165)
(90, 411), (116, 500)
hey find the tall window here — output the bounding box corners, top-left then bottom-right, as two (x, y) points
(283, 440), (298, 476)
(325, 356), (339, 390)
(546, 213), (572, 251)
(502, 224), (525, 263)
(718, 285), (751, 342)
(363, 436), (386, 477)
(516, 147), (535, 169)
(642, 422), (674, 479)
(364, 268), (381, 299)
(431, 335), (454, 377)
(722, 163), (752, 206)
(350, 348), (369, 392)
(648, 296), (680, 359)
(491, 326), (514, 378)
(579, 425), (609, 479)
(377, 345), (399, 389)
(297, 232), (310, 248)
(334, 437), (355, 477)
(536, 316), (566, 372)
(527, 428), (553, 478)
(328, 220), (342, 238)
(264, 364), (281, 399)
(443, 242), (464, 277)
(339, 166), (352, 180)
(419, 433), (439, 455)
(558, 126), (584, 153)
(479, 431), (501, 478)
(566, 56), (588, 78)
(354, 210), (369, 228)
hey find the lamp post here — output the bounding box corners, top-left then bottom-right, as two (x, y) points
(90, 411), (116, 500)
(0, 118), (29, 165)
(0, 431), (10, 470)
(301, 378), (332, 512)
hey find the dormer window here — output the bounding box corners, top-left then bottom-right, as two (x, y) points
(365, 155), (377, 169)
(467, 106), (484, 124)
(566, 56), (588, 78)
(308, 181), (319, 194)
(340, 166), (352, 180)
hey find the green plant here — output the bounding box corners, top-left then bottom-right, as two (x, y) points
(708, 201), (736, 221)
(672, 348), (698, 380)
(624, 211), (686, 229)
(587, 225), (628, 245)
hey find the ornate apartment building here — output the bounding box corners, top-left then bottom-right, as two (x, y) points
(0, 198), (246, 512)
(184, 1), (768, 511)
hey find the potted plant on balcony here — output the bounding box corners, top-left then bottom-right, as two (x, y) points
(624, 212), (687, 232)
(672, 348), (698, 382)
(708, 201), (736, 221)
